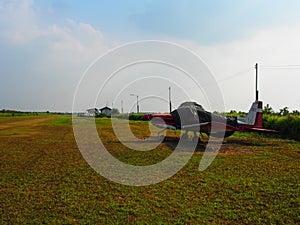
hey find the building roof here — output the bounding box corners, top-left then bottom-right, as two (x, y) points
(100, 106), (112, 110)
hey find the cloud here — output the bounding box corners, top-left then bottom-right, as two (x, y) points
(0, 0), (108, 57)
(1, 1), (299, 112)
(44, 18), (108, 65)
(0, 0), (38, 43)
(0, 0), (110, 111)
(176, 25), (300, 111)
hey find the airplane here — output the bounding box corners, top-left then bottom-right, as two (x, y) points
(142, 64), (277, 141)
(143, 100), (277, 142)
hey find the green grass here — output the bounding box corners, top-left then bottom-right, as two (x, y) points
(0, 112), (56, 117)
(42, 116), (72, 125)
(1, 116), (299, 224)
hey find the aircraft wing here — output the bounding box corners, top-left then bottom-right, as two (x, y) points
(181, 122), (210, 129)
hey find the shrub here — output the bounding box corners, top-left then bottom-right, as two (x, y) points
(263, 114), (300, 141)
(112, 113), (145, 121)
(128, 113), (144, 121)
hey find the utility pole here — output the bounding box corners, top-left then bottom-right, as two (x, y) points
(130, 94), (139, 113)
(136, 96), (139, 113)
(255, 63), (259, 101)
(121, 100), (124, 113)
(169, 86), (172, 113)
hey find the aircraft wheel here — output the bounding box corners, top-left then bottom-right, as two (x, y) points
(158, 135), (166, 142)
(192, 134), (199, 144)
(224, 131), (235, 138)
(181, 132), (188, 140)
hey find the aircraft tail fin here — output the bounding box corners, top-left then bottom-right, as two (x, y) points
(238, 101), (263, 127)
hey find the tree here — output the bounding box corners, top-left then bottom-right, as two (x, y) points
(111, 108), (120, 115)
(279, 107), (289, 116)
(263, 104), (274, 114)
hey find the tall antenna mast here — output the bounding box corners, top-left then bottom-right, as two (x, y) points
(169, 86), (172, 113)
(255, 63), (259, 101)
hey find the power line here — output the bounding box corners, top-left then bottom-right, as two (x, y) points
(217, 67), (252, 83)
(261, 64), (300, 69)
(161, 67), (253, 93)
(145, 64), (298, 106)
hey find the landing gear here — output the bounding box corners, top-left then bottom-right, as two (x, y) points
(192, 133), (199, 144)
(156, 128), (167, 141)
(157, 128), (167, 137)
(181, 132), (189, 140)
(156, 129), (205, 144)
(181, 131), (203, 144)
(158, 135), (166, 142)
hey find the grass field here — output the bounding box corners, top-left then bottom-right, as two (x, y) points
(1, 116), (299, 224)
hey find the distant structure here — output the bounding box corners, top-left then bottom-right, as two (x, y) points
(79, 106), (112, 117)
(100, 106), (112, 116)
(86, 108), (99, 117)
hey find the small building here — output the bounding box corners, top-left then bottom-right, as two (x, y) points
(100, 106), (112, 116)
(86, 108), (99, 117)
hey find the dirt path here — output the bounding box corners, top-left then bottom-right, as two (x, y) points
(0, 116), (58, 137)
(0, 116), (57, 130)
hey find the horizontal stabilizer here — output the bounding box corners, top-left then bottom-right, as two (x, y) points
(243, 127), (278, 133)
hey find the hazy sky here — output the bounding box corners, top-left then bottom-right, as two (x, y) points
(1, 0), (300, 112)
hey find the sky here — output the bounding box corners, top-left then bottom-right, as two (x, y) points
(1, 0), (300, 112)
